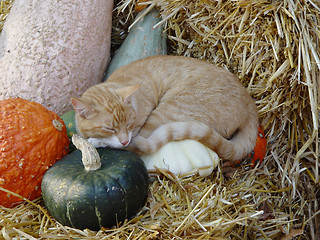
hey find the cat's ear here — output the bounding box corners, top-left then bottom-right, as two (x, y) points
(116, 84), (140, 103)
(71, 98), (96, 118)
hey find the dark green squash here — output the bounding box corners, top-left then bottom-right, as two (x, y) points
(41, 135), (149, 231)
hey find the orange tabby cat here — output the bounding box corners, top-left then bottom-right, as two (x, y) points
(71, 55), (259, 162)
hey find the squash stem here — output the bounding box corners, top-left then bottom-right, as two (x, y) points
(71, 134), (101, 171)
(52, 119), (63, 131)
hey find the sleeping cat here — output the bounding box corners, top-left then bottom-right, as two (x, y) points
(71, 55), (259, 163)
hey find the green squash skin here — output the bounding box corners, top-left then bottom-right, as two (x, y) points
(61, 110), (77, 139)
(60, 110), (77, 151)
(104, 9), (167, 80)
(41, 148), (149, 231)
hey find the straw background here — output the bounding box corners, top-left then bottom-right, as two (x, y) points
(0, 0), (319, 239)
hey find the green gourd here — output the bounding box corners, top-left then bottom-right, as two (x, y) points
(61, 110), (77, 139)
(105, 8), (167, 80)
(41, 135), (149, 231)
(61, 110), (77, 151)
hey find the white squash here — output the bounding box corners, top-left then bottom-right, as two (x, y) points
(0, 0), (113, 115)
(141, 140), (220, 177)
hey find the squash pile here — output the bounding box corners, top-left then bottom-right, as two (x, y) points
(0, 97), (69, 207)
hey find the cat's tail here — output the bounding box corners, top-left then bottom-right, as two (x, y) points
(133, 121), (258, 161)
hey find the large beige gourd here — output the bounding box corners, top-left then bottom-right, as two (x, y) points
(0, 0), (113, 115)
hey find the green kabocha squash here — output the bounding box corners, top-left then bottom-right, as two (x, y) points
(60, 110), (77, 139)
(41, 135), (149, 231)
(104, 8), (167, 80)
(61, 110), (77, 151)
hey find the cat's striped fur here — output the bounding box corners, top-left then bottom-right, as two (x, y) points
(72, 55), (259, 162)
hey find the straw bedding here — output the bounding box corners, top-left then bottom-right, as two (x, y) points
(0, 0), (319, 239)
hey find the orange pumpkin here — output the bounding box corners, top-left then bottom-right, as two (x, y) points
(250, 125), (267, 167)
(0, 98), (69, 207)
(135, 0), (149, 12)
(230, 125), (267, 169)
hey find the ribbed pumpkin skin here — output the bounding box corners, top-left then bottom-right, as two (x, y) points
(0, 98), (69, 207)
(41, 148), (149, 230)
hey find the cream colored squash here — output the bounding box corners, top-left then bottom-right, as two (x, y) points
(0, 0), (113, 115)
(141, 140), (220, 177)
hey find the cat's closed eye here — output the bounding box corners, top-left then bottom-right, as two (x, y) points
(102, 126), (116, 133)
(127, 123), (134, 129)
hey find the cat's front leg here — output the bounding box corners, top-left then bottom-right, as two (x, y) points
(128, 135), (154, 155)
(124, 144), (143, 155)
(87, 138), (110, 148)
(124, 142), (143, 155)
(87, 137), (124, 149)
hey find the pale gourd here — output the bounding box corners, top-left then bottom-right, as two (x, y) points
(141, 140), (220, 177)
(0, 0), (113, 115)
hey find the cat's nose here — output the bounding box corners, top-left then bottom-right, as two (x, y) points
(121, 140), (129, 146)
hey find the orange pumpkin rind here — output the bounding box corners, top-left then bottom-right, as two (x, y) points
(135, 0), (150, 12)
(231, 125), (267, 169)
(0, 98), (69, 207)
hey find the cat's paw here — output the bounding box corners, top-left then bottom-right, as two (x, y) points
(132, 136), (154, 153)
(87, 138), (109, 148)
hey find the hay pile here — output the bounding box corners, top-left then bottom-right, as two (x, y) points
(0, 0), (319, 239)
(0, 0), (13, 30)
